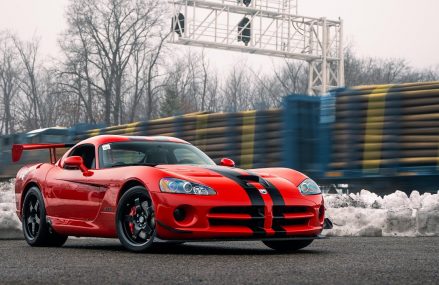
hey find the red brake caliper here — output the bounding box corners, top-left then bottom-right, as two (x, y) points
(129, 207), (136, 235)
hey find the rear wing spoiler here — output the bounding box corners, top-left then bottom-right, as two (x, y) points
(12, 143), (75, 164)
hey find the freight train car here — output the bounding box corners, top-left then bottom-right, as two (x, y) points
(74, 97), (319, 175)
(318, 82), (439, 193)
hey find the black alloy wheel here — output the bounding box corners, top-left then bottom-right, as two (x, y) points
(24, 194), (41, 240)
(116, 186), (156, 252)
(22, 187), (68, 247)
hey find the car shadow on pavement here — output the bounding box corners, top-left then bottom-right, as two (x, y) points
(63, 240), (329, 256)
(151, 243), (326, 256)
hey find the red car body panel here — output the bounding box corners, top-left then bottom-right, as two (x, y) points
(14, 135), (325, 241)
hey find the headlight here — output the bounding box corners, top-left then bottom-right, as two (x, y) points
(298, 178), (321, 195)
(159, 178), (216, 195)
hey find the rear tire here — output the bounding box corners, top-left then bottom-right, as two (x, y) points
(22, 187), (68, 247)
(47, 232), (69, 247)
(116, 186), (156, 252)
(263, 239), (313, 252)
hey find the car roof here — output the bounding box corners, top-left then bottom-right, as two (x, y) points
(79, 135), (191, 146)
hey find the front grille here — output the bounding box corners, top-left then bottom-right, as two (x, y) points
(208, 206), (264, 229)
(208, 206), (313, 229)
(272, 206), (312, 228)
(209, 218), (264, 227)
(210, 206), (264, 217)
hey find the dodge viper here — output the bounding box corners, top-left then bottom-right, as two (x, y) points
(13, 135), (332, 252)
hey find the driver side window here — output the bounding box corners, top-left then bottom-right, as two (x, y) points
(68, 144), (96, 169)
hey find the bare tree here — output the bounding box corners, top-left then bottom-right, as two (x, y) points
(13, 36), (42, 130)
(205, 67), (220, 112)
(137, 31), (170, 121)
(343, 46), (438, 86)
(272, 60), (307, 96)
(159, 50), (221, 116)
(222, 64), (252, 112)
(0, 32), (20, 134)
(161, 59), (192, 116)
(58, 19), (100, 124)
(62, 0), (167, 125)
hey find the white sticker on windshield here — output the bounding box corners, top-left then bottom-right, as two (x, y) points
(102, 144), (111, 151)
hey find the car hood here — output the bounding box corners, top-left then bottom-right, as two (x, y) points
(155, 164), (298, 188)
(155, 164), (305, 185)
(156, 164), (278, 181)
(153, 164), (320, 205)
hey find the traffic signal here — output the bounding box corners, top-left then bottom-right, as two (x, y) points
(243, 0), (252, 7)
(238, 17), (251, 46)
(172, 13), (185, 37)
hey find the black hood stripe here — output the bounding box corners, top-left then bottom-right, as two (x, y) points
(209, 167), (265, 206)
(207, 166), (289, 237)
(246, 171), (287, 237)
(247, 171), (285, 206)
(206, 167), (266, 236)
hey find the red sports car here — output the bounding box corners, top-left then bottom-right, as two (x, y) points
(13, 135), (331, 252)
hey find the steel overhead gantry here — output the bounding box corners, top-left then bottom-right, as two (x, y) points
(168, 0), (344, 95)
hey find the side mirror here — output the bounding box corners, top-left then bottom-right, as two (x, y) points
(219, 158), (235, 167)
(64, 156), (93, 176)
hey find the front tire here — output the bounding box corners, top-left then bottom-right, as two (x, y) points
(116, 186), (156, 252)
(263, 239), (313, 252)
(22, 187), (68, 247)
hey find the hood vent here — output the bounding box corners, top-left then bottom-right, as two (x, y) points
(237, 175), (260, 183)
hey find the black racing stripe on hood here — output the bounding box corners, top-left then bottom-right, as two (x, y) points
(207, 167), (292, 237)
(247, 171), (285, 207)
(206, 167), (266, 236)
(246, 171), (286, 237)
(207, 167), (265, 207)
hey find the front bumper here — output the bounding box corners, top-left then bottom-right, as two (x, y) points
(152, 192), (325, 240)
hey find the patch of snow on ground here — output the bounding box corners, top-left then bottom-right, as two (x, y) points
(0, 180), (438, 238)
(324, 190), (439, 237)
(0, 179), (22, 239)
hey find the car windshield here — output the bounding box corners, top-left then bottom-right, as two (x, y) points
(98, 141), (216, 169)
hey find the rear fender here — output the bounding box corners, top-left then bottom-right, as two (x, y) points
(15, 163), (52, 219)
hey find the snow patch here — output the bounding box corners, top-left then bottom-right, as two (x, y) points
(324, 190), (439, 236)
(0, 181), (438, 238)
(0, 179), (22, 239)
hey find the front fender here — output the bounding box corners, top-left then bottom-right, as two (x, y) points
(249, 167), (308, 187)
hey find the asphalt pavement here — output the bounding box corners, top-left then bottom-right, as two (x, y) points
(0, 237), (438, 284)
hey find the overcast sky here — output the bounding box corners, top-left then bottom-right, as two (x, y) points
(0, 0), (437, 70)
